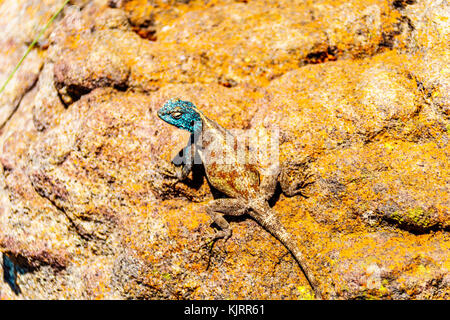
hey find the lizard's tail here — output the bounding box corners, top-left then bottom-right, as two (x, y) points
(249, 201), (323, 300)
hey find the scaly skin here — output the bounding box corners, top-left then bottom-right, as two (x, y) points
(157, 98), (323, 299)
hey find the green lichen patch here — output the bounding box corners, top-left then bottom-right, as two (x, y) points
(387, 207), (439, 233)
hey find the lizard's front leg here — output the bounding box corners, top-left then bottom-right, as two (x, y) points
(158, 143), (194, 180)
(205, 198), (247, 241)
(172, 144), (194, 180)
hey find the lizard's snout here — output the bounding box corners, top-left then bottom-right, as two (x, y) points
(157, 101), (174, 119)
(157, 107), (167, 119)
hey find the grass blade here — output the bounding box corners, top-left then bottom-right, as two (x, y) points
(0, 0), (69, 95)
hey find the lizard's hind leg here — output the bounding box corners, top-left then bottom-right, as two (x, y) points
(205, 199), (248, 241)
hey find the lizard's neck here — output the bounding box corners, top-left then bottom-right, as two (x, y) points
(188, 112), (203, 146)
(191, 109), (209, 134)
(192, 119), (202, 134)
(176, 110), (202, 134)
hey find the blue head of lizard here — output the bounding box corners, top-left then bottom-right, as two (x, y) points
(157, 98), (202, 133)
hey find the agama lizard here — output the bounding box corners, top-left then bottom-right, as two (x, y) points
(157, 98), (323, 299)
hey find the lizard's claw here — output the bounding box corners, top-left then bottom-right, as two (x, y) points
(294, 172), (315, 189)
(203, 229), (232, 248)
(280, 161), (315, 197)
(203, 229), (232, 271)
(156, 162), (179, 180)
(211, 229), (232, 242)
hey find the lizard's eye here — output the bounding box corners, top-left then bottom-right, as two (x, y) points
(171, 111), (182, 119)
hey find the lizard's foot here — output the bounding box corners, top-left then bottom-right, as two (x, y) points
(155, 161), (178, 179)
(211, 229), (232, 242)
(156, 160), (191, 181)
(203, 228), (232, 251)
(203, 229), (232, 270)
(290, 172), (314, 195)
(280, 161), (315, 197)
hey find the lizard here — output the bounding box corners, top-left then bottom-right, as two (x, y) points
(157, 98), (323, 299)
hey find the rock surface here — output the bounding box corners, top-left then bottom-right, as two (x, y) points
(0, 0), (448, 299)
